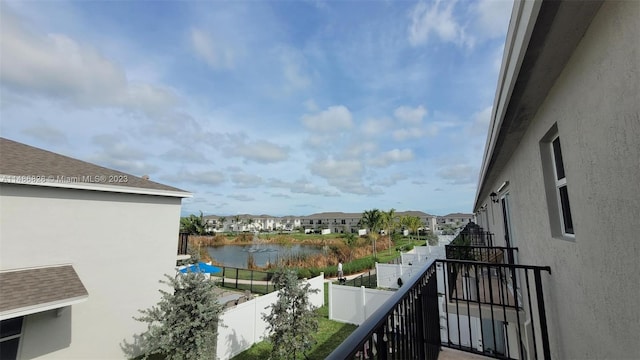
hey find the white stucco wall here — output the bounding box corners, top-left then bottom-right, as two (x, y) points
(0, 184), (184, 359)
(478, 2), (639, 359)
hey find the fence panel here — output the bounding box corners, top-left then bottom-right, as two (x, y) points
(216, 274), (324, 359)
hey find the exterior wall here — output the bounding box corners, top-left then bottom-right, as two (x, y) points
(0, 184), (183, 359)
(478, 2), (640, 358)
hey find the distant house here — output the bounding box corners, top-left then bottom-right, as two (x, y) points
(0, 138), (191, 359)
(474, 1), (639, 358)
(437, 213), (474, 227)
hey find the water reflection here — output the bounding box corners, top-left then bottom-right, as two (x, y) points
(207, 244), (323, 269)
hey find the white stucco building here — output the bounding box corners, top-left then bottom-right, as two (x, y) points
(0, 138), (191, 359)
(474, 1), (639, 359)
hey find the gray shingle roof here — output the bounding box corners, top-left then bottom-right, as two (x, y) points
(0, 137), (187, 194)
(0, 265), (88, 315)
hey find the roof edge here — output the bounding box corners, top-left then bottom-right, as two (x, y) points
(474, 0), (543, 211)
(0, 295), (88, 321)
(0, 174), (192, 198)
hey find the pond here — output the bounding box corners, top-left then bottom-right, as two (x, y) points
(207, 244), (325, 269)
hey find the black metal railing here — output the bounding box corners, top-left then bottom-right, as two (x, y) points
(328, 260), (441, 360)
(339, 270), (377, 289)
(327, 256), (552, 360)
(177, 232), (189, 255)
(438, 259), (551, 360)
(218, 266), (275, 295)
(451, 223), (494, 247)
(446, 245), (518, 265)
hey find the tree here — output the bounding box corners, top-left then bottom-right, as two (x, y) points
(133, 271), (223, 360)
(262, 268), (319, 360)
(361, 209), (383, 259)
(401, 215), (423, 242)
(218, 216), (226, 232)
(180, 211), (207, 235)
(382, 208), (398, 255)
(344, 232), (357, 262)
(233, 215), (241, 234)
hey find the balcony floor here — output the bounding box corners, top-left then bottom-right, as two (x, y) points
(439, 347), (489, 360)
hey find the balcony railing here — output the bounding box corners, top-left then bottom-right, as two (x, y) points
(177, 232), (189, 255)
(328, 260), (441, 360)
(446, 245), (518, 265)
(452, 223), (494, 247)
(328, 257), (552, 360)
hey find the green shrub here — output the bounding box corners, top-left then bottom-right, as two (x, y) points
(297, 268), (312, 279)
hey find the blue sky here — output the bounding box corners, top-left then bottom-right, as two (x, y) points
(0, 0), (513, 217)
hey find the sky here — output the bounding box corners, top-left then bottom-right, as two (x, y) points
(0, 0), (513, 217)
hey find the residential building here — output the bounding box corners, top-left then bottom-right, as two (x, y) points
(474, 0), (639, 358)
(0, 138), (191, 359)
(329, 0), (639, 359)
(201, 211), (439, 235)
(437, 213), (474, 227)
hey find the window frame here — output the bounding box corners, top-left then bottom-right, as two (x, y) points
(540, 124), (575, 241)
(0, 316), (24, 360)
(550, 136), (574, 236)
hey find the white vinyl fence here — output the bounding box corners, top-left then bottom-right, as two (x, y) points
(328, 283), (393, 325)
(216, 274), (324, 360)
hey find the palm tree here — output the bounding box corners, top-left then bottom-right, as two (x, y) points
(382, 208), (398, 255)
(401, 215), (424, 243)
(219, 217), (226, 232)
(361, 209), (383, 259)
(233, 215), (241, 234)
(179, 211), (207, 235)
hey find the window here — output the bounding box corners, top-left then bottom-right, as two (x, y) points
(551, 137), (574, 235)
(541, 124), (574, 239)
(0, 317), (23, 360)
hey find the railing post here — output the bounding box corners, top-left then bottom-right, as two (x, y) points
(535, 269), (551, 360)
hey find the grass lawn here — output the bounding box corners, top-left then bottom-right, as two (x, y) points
(232, 283), (356, 360)
(231, 305), (356, 360)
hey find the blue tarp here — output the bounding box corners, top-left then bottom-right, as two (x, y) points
(179, 262), (222, 274)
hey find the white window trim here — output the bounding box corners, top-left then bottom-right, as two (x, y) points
(540, 124), (575, 241)
(550, 136), (575, 237)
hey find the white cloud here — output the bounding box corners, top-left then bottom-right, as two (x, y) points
(408, 0), (466, 47)
(437, 164), (478, 185)
(88, 134), (159, 176)
(233, 139), (290, 164)
(408, 0), (512, 48)
(468, 105), (493, 136)
(190, 28), (236, 69)
(22, 123), (68, 145)
(361, 118), (392, 137)
(472, 0), (513, 40)
(310, 158), (363, 179)
(268, 178), (339, 196)
(162, 170), (227, 186)
(301, 105), (353, 132)
(392, 127), (425, 141)
(278, 46), (311, 91)
(369, 149), (414, 167)
(344, 141), (377, 157)
(162, 147), (209, 163)
(374, 173), (409, 186)
(231, 172), (264, 188)
(303, 99), (318, 112)
(394, 105), (427, 124)
(0, 10), (177, 115)
(228, 194), (254, 201)
(326, 178), (381, 195)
